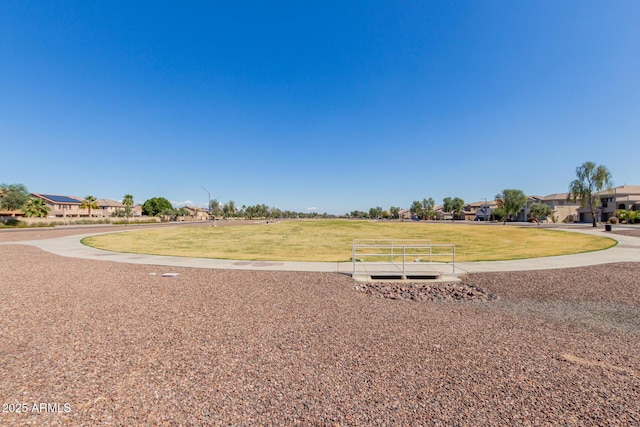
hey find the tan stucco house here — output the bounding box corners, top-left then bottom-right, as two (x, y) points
(579, 185), (640, 223)
(96, 199), (125, 217)
(31, 194), (84, 217)
(463, 201), (498, 221)
(537, 193), (582, 223)
(184, 206), (209, 221)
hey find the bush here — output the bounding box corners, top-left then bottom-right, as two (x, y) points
(2, 218), (23, 227)
(609, 217), (619, 224)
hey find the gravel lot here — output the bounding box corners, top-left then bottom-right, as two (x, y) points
(1, 228), (639, 426)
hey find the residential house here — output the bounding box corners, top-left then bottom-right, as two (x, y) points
(513, 196), (544, 222)
(609, 184), (640, 212)
(434, 205), (453, 221)
(96, 199), (125, 217)
(397, 209), (412, 220)
(538, 193), (581, 223)
(463, 201), (498, 221)
(184, 206), (209, 221)
(581, 185), (640, 223)
(31, 194), (84, 217)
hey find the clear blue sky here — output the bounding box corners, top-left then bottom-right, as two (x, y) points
(1, 1), (638, 214)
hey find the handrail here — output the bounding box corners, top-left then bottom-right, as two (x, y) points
(352, 239), (456, 274)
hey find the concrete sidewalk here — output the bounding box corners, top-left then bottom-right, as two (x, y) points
(2, 227), (639, 275)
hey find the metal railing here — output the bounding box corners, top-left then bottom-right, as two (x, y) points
(352, 239), (456, 275)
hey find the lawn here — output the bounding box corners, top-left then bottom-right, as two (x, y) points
(81, 220), (616, 262)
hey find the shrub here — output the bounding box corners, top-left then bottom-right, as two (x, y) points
(2, 218), (23, 227)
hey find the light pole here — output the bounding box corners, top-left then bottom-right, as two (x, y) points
(201, 186), (211, 220)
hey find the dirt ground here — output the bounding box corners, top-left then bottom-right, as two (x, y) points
(1, 226), (638, 425)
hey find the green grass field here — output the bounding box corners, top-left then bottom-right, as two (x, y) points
(81, 219), (616, 262)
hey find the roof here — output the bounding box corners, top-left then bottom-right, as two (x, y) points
(465, 200), (499, 208)
(33, 194), (82, 204)
(96, 199), (124, 208)
(607, 185), (640, 196)
(183, 206), (204, 213)
(540, 193), (572, 201)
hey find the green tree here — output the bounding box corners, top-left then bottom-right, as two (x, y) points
(442, 197), (453, 219)
(0, 183), (30, 212)
(79, 195), (99, 217)
(443, 197), (464, 221)
(389, 206), (400, 219)
(568, 161), (613, 227)
(410, 200), (423, 219)
(528, 203), (553, 225)
(223, 200), (236, 218)
(442, 198), (452, 211)
(270, 207), (283, 219)
(422, 198), (436, 220)
(369, 206), (383, 219)
(22, 197), (51, 218)
(142, 197), (173, 216)
(452, 197), (464, 220)
(209, 199), (222, 217)
(495, 189), (527, 223)
(492, 206), (506, 222)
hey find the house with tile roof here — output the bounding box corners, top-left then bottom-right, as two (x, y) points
(463, 201), (499, 221)
(537, 193), (582, 223)
(183, 206), (209, 221)
(579, 185), (640, 223)
(96, 198), (125, 217)
(31, 194), (85, 217)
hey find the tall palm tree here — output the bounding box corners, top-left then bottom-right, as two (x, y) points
(22, 197), (51, 218)
(80, 195), (99, 217)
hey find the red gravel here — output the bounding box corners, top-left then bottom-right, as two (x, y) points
(1, 232), (639, 425)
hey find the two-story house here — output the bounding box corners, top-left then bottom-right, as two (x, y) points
(31, 194), (84, 217)
(591, 185), (640, 223)
(96, 199), (125, 217)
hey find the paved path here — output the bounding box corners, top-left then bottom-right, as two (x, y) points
(2, 227), (639, 275)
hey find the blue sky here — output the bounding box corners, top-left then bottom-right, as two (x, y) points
(1, 1), (638, 214)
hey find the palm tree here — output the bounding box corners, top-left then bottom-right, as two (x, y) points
(122, 194), (134, 208)
(80, 195), (99, 217)
(22, 197), (51, 218)
(121, 194), (134, 222)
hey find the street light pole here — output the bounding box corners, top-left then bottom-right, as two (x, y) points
(201, 186), (211, 220)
